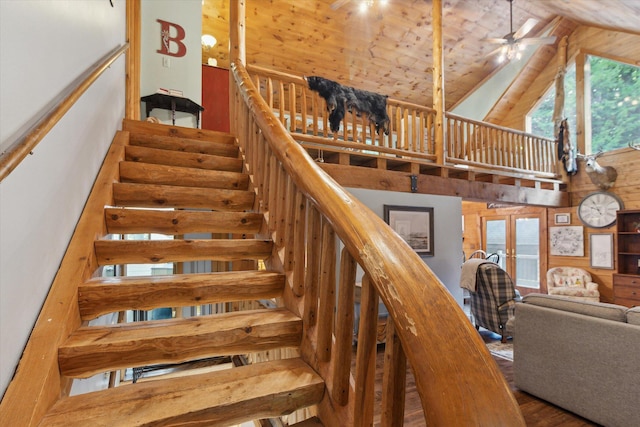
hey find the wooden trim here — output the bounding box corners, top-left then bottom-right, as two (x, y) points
(0, 44), (129, 182)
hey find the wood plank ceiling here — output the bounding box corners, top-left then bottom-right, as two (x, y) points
(202, 0), (640, 115)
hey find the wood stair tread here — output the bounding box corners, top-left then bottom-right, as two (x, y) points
(104, 207), (263, 235)
(119, 161), (249, 190)
(129, 132), (239, 157)
(42, 358), (324, 426)
(94, 238), (273, 265)
(125, 144), (243, 172)
(59, 307), (302, 378)
(112, 182), (255, 210)
(79, 270), (285, 320)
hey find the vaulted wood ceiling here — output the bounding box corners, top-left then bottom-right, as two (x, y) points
(202, 0), (640, 114)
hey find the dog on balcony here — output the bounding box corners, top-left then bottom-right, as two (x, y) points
(305, 76), (390, 135)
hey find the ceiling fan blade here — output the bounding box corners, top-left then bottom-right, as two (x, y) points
(513, 18), (538, 40)
(483, 37), (509, 44)
(517, 36), (558, 45)
(485, 45), (505, 58)
(330, 0), (350, 10)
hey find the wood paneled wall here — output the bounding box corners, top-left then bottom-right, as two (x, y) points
(463, 147), (640, 304)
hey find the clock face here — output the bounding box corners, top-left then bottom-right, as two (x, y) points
(577, 192), (624, 228)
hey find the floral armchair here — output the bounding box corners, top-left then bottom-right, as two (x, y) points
(546, 267), (600, 302)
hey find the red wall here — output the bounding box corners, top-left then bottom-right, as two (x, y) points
(201, 65), (230, 132)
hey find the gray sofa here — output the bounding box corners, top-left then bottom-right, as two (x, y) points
(514, 294), (640, 427)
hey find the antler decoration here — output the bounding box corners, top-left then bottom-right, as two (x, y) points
(630, 141), (640, 151)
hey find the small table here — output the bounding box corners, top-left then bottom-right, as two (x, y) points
(141, 93), (204, 127)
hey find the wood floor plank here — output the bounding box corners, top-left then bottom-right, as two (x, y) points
(78, 270), (285, 320)
(104, 208), (263, 235)
(94, 238), (273, 265)
(59, 308), (302, 378)
(43, 358), (324, 427)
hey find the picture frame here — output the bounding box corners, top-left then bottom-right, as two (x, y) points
(384, 205), (434, 256)
(589, 233), (614, 269)
(550, 226), (584, 257)
(554, 213), (571, 225)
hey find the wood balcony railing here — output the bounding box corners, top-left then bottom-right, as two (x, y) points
(246, 64), (559, 180)
(232, 61), (525, 425)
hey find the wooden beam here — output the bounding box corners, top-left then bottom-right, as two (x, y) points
(432, 0), (444, 165)
(319, 163), (569, 207)
(125, 0), (140, 120)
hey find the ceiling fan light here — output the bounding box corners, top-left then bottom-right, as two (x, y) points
(201, 34), (217, 48)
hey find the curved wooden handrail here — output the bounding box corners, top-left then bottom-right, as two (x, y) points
(0, 43), (129, 182)
(232, 61), (525, 425)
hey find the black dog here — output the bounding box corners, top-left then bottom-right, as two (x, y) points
(305, 76), (390, 135)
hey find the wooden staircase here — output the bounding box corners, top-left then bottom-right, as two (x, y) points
(40, 122), (325, 425)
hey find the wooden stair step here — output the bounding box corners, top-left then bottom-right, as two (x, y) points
(112, 182), (255, 210)
(59, 308), (302, 378)
(123, 118), (237, 145)
(129, 132), (239, 157)
(104, 207), (263, 235)
(125, 144), (243, 172)
(119, 161), (249, 190)
(94, 238), (273, 265)
(79, 270), (285, 320)
(42, 358), (324, 426)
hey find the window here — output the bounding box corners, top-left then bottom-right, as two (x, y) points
(527, 56), (639, 154)
(587, 56), (640, 153)
(527, 63), (576, 139)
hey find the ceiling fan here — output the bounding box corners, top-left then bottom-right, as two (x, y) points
(485, 0), (557, 62)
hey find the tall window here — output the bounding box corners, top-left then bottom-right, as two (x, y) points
(527, 63), (576, 139)
(527, 56), (639, 154)
(587, 56), (640, 153)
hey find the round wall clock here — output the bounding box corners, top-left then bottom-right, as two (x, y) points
(577, 191), (624, 228)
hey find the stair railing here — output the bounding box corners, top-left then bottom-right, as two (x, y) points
(0, 43), (129, 182)
(231, 61), (525, 426)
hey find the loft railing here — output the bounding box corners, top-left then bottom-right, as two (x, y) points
(246, 64), (558, 179)
(232, 61), (525, 425)
(0, 44), (129, 182)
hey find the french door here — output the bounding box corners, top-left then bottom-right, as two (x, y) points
(481, 213), (544, 295)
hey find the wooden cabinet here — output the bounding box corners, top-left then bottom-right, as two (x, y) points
(614, 210), (640, 307)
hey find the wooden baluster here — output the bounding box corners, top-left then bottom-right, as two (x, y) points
(292, 191), (307, 297)
(266, 77), (274, 109)
(289, 82), (296, 132)
(267, 155), (278, 231)
(283, 176), (296, 271)
(332, 248), (356, 405)
(276, 165), (287, 247)
(380, 319), (406, 427)
(317, 219), (336, 362)
(303, 205), (321, 329)
(402, 107), (409, 151)
(301, 85), (308, 135)
(354, 274), (378, 427)
(278, 81), (285, 126)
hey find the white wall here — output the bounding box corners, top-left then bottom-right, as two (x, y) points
(141, 0), (202, 127)
(347, 188), (464, 306)
(0, 0), (126, 397)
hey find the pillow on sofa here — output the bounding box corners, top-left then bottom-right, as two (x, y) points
(627, 306), (640, 326)
(553, 274), (585, 287)
(523, 294), (627, 322)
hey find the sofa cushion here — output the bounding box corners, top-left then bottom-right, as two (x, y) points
(627, 306), (640, 325)
(522, 293), (627, 322)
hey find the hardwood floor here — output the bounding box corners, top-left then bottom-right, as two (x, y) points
(364, 334), (600, 426)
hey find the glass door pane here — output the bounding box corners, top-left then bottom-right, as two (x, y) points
(514, 217), (540, 289)
(485, 219), (507, 271)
